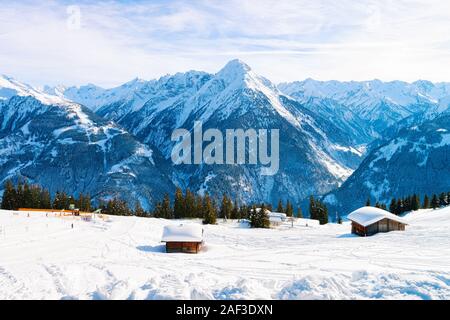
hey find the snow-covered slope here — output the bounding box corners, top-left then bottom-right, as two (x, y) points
(0, 78), (174, 208)
(1, 207), (449, 299)
(324, 114), (450, 215)
(60, 60), (363, 204)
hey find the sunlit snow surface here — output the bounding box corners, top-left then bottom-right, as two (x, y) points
(1, 208), (449, 300)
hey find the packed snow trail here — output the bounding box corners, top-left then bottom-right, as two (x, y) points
(0, 208), (450, 299)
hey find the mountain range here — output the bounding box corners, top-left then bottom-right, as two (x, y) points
(2, 59), (450, 213)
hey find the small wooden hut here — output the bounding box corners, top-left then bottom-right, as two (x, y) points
(161, 224), (204, 253)
(348, 206), (408, 237)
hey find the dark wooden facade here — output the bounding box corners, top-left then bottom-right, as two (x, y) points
(165, 241), (202, 253)
(351, 218), (406, 237)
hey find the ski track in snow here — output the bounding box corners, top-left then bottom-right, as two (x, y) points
(1, 208), (450, 300)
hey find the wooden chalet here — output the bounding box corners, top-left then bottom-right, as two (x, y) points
(161, 224), (204, 253)
(348, 206), (408, 237)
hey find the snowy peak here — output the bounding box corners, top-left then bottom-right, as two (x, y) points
(216, 59), (252, 83)
(0, 74), (71, 106)
(215, 59), (278, 93)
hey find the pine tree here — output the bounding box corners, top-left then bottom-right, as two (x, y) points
(16, 179), (24, 209)
(134, 201), (146, 217)
(239, 205), (248, 220)
(1, 180), (17, 210)
(106, 198), (132, 216)
(160, 193), (173, 219)
(40, 189), (51, 209)
(60, 192), (69, 210)
(219, 194), (232, 220)
(53, 191), (63, 209)
(285, 200), (293, 217)
(423, 195), (430, 209)
(260, 204), (271, 228)
(317, 201), (329, 225)
(412, 194), (420, 211)
(365, 197), (371, 207)
(83, 194), (91, 212)
(23, 181), (32, 208)
(106, 199), (114, 215)
(308, 195), (328, 224)
(403, 196), (411, 212)
(184, 189), (195, 218)
(276, 199), (284, 213)
(431, 194), (439, 210)
(231, 200), (239, 220)
(249, 205), (257, 226)
(309, 196), (316, 220)
(195, 195), (203, 219)
(77, 193), (84, 210)
(396, 198), (403, 215)
(30, 185), (41, 208)
(389, 198), (397, 214)
(153, 202), (163, 218)
(173, 187), (184, 219)
(439, 192), (447, 207)
(202, 193), (216, 225)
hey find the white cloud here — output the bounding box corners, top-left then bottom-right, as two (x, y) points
(0, 0), (450, 87)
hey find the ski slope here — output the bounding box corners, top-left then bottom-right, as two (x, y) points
(0, 208), (450, 300)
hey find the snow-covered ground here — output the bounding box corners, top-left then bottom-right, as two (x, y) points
(1, 208), (450, 300)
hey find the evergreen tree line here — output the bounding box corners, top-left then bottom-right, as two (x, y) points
(387, 194), (420, 216)
(1, 180), (312, 228)
(150, 188), (310, 228)
(275, 199), (296, 217)
(309, 196), (328, 225)
(151, 189), (276, 226)
(1, 179), (91, 212)
(426, 192), (450, 210)
(151, 190), (223, 225)
(99, 198), (133, 216)
(366, 191), (450, 216)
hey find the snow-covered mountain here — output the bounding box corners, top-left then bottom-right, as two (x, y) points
(0, 75), (174, 208)
(7, 60), (450, 210)
(279, 79), (450, 137)
(323, 114), (450, 215)
(52, 60), (364, 204)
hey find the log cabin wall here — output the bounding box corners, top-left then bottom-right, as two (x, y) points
(351, 219), (406, 236)
(166, 242), (202, 253)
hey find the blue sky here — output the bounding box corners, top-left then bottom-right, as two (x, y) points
(1, 0), (450, 87)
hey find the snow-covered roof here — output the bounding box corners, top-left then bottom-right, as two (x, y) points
(347, 206), (408, 227)
(269, 216), (283, 223)
(268, 211), (287, 219)
(161, 224), (204, 243)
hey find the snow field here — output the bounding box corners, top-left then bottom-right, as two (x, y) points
(0, 207), (450, 300)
